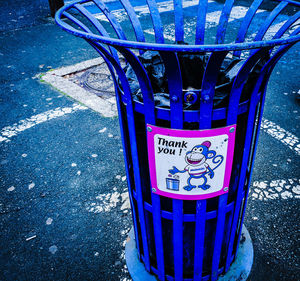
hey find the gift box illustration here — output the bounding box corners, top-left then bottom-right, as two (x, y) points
(166, 178), (180, 191)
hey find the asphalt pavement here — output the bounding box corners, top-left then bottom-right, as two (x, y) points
(0, 1), (299, 281)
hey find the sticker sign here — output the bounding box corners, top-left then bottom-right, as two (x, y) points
(147, 124), (236, 200)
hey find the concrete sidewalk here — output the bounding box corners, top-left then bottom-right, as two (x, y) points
(0, 1), (299, 280)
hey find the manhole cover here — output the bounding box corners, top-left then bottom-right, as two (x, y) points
(79, 62), (115, 98)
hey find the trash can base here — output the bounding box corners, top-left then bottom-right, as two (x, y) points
(125, 225), (253, 281)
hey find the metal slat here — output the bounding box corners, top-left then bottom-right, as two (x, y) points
(172, 199), (184, 281)
(250, 1), (288, 55)
(82, 40), (148, 261)
(211, 194), (228, 281)
(152, 194), (165, 280)
(200, 51), (228, 127)
(224, 48), (272, 271)
(272, 10), (300, 39)
(72, 4), (120, 63)
(93, 0), (127, 40)
(160, 51), (184, 281)
(233, 0), (264, 57)
(113, 47), (156, 271)
(146, 0), (165, 43)
(128, 34), (166, 280)
(195, 0), (208, 45)
(119, 0), (146, 42)
(215, 0), (235, 44)
(193, 200), (206, 281)
(233, 35), (299, 258)
(173, 0), (184, 42)
(198, 51), (228, 280)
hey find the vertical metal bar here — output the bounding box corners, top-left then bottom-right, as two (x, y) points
(136, 57), (165, 279)
(173, 0), (184, 42)
(72, 4), (120, 63)
(86, 41), (145, 259)
(119, 0), (146, 42)
(141, 71), (165, 280)
(224, 48), (271, 271)
(146, 0), (165, 43)
(211, 195), (228, 281)
(200, 51), (228, 126)
(193, 200), (206, 281)
(160, 51), (184, 127)
(119, 44), (167, 281)
(93, 0), (127, 40)
(234, 40), (299, 257)
(195, 0), (208, 45)
(152, 193), (165, 280)
(272, 10), (300, 39)
(113, 88), (142, 258)
(199, 51), (228, 280)
(113, 47), (155, 271)
(233, 0), (264, 57)
(172, 200), (183, 281)
(160, 51), (183, 281)
(253, 1), (288, 42)
(215, 0), (235, 44)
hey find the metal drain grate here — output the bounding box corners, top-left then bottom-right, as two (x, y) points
(79, 62), (115, 99)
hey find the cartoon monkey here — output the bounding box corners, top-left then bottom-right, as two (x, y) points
(169, 141), (223, 191)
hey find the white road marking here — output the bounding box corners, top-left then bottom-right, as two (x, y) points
(0, 104), (87, 143)
(86, 191), (121, 213)
(250, 178), (300, 201)
(120, 192), (130, 211)
(86, 189), (130, 214)
(261, 118), (300, 156)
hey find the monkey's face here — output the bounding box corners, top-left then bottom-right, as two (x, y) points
(185, 146), (207, 166)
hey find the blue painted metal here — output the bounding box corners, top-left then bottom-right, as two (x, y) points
(119, 0), (145, 43)
(195, 0), (208, 45)
(160, 51), (184, 280)
(55, 0), (300, 52)
(215, 0), (235, 44)
(55, 1), (300, 280)
(126, 225), (253, 281)
(233, 0), (264, 57)
(173, 0), (184, 42)
(147, 0), (165, 43)
(193, 200), (206, 281)
(93, 0), (127, 40)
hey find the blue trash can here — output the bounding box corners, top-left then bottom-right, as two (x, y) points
(55, 1), (300, 280)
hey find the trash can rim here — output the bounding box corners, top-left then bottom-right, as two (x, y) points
(55, 0), (300, 53)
